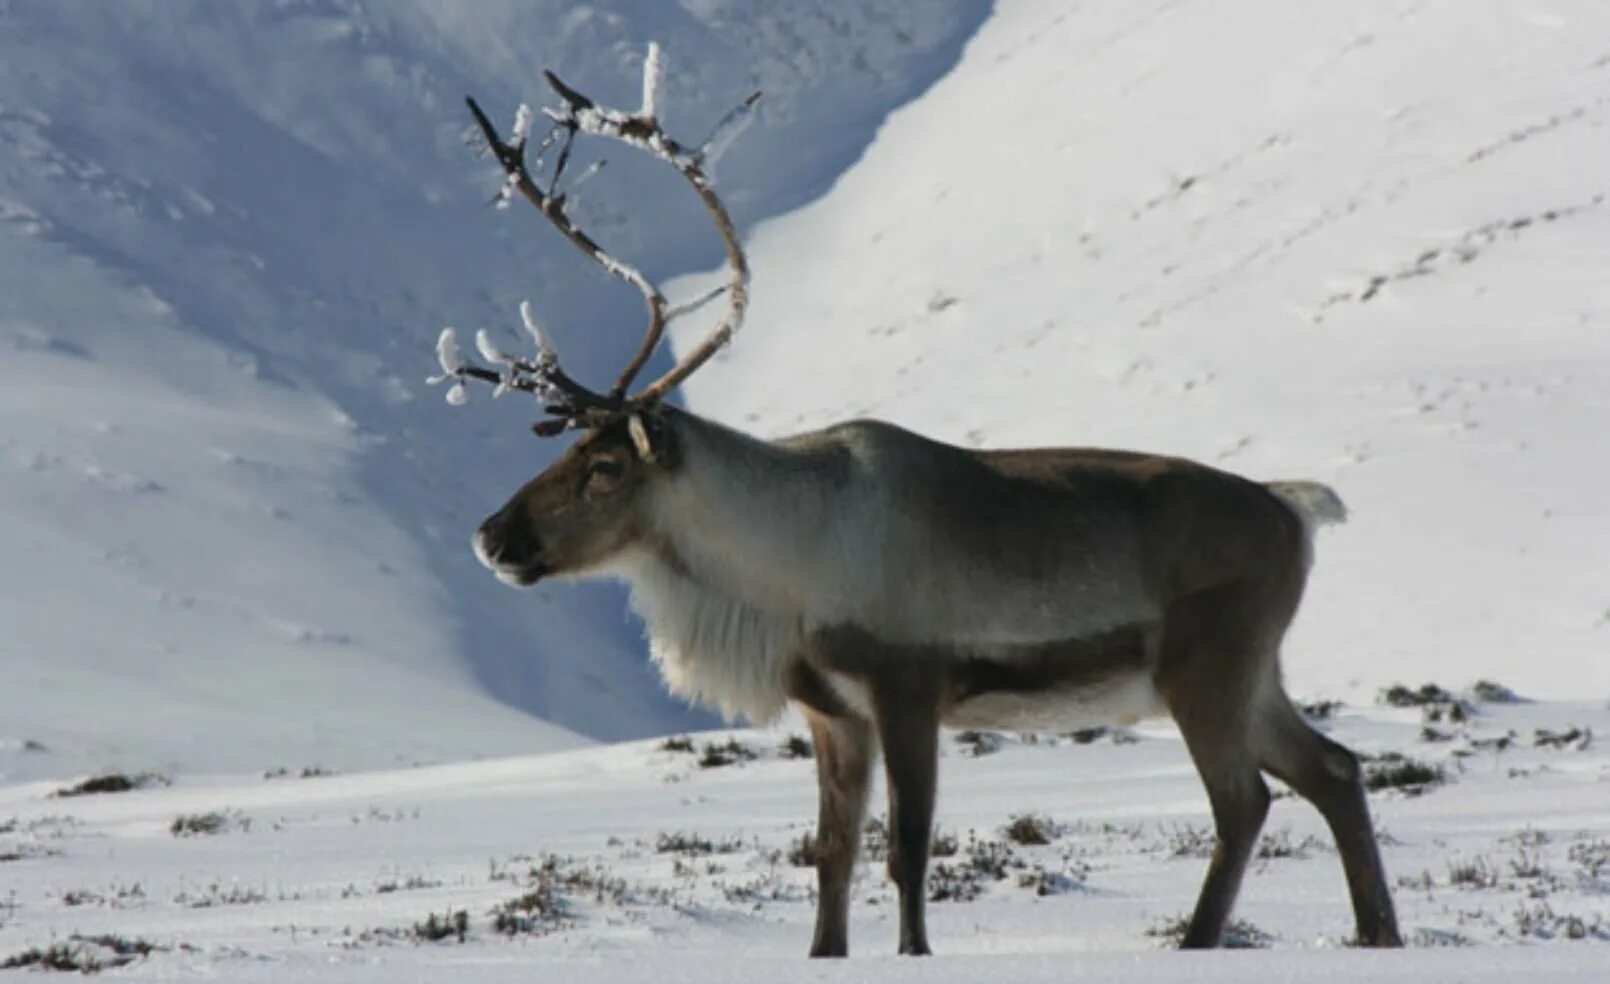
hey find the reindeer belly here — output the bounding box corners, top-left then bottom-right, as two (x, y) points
(813, 623), (1166, 733)
(942, 671), (1165, 732)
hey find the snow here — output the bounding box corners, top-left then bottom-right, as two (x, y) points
(2, 697), (1607, 978)
(4, 0), (1610, 977)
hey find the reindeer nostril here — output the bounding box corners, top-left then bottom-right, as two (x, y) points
(474, 512), (542, 574)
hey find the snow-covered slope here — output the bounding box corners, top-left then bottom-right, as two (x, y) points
(0, 1), (987, 780)
(675, 0), (1610, 701)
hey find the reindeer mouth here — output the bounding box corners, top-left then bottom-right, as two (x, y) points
(473, 529), (548, 588)
(492, 562), (548, 588)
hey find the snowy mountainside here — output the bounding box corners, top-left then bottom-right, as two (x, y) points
(0, 0), (988, 780)
(675, 0), (1610, 701)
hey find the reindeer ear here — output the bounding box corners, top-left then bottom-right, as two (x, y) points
(627, 413), (657, 462)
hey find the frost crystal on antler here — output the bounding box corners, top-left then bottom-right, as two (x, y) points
(427, 304), (590, 412)
(518, 301), (557, 362)
(473, 329), (519, 398)
(640, 42), (664, 121)
(510, 103), (534, 147)
(427, 328), (471, 405)
(431, 42), (758, 431)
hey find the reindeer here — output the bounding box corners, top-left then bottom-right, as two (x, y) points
(429, 46), (1404, 956)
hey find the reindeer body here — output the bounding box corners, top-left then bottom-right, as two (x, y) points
(618, 409), (1295, 732)
(437, 46), (1402, 958)
(473, 406), (1402, 955)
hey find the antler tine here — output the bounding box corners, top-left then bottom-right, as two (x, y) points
(465, 91), (669, 403)
(630, 162), (749, 404)
(538, 45), (757, 404)
(426, 304), (622, 423)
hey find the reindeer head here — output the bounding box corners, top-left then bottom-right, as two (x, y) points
(473, 412), (676, 585)
(431, 45), (753, 586)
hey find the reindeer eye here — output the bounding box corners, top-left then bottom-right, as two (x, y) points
(584, 457), (624, 493)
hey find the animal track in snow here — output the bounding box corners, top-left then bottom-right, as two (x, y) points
(1316, 195), (1605, 315)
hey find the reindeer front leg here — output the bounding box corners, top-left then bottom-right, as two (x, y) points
(871, 669), (941, 956)
(803, 709), (875, 957)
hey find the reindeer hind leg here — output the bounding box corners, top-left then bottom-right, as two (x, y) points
(1154, 582), (1279, 949)
(1251, 692), (1404, 947)
(1168, 709), (1271, 948)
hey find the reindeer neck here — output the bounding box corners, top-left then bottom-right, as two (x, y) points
(642, 409), (864, 617)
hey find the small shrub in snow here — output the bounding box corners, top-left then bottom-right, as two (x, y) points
(1147, 915), (1272, 949)
(1064, 726), (1109, 744)
(658, 735), (695, 754)
(1166, 823), (1216, 859)
(1504, 827), (1550, 848)
(170, 810), (247, 837)
(0, 843), (58, 863)
(375, 874), (441, 894)
(2, 934), (159, 972)
(263, 766), (335, 779)
(1002, 813), (1057, 846)
(1471, 679), (1522, 704)
(413, 908), (469, 943)
(1299, 699), (1344, 721)
(1362, 753), (1446, 795)
(1017, 864), (1086, 896)
(1468, 731), (1517, 752)
(1379, 683), (1475, 723)
(928, 833), (1025, 902)
(777, 734), (813, 759)
(175, 882), (270, 908)
(1533, 726), (1592, 751)
(1, 944), (88, 972)
(697, 738), (757, 768)
(1447, 855), (1502, 889)
(1412, 927), (1475, 947)
(654, 831), (744, 857)
(861, 816), (889, 861)
(851, 819), (956, 865)
(786, 831), (817, 867)
(1380, 682), (1456, 707)
(953, 730), (1004, 756)
(1509, 902), (1610, 941)
(1509, 848), (1551, 881)
(1569, 838), (1610, 880)
(492, 884), (565, 936)
(52, 773), (167, 798)
(1397, 869), (1435, 892)
(1256, 829), (1328, 860)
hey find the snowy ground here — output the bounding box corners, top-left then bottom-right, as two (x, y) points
(5, 0), (1610, 978)
(2, 688), (1607, 979)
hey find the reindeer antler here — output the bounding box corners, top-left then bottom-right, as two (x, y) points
(429, 43), (758, 431)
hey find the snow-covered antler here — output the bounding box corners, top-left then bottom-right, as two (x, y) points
(428, 43), (758, 431)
